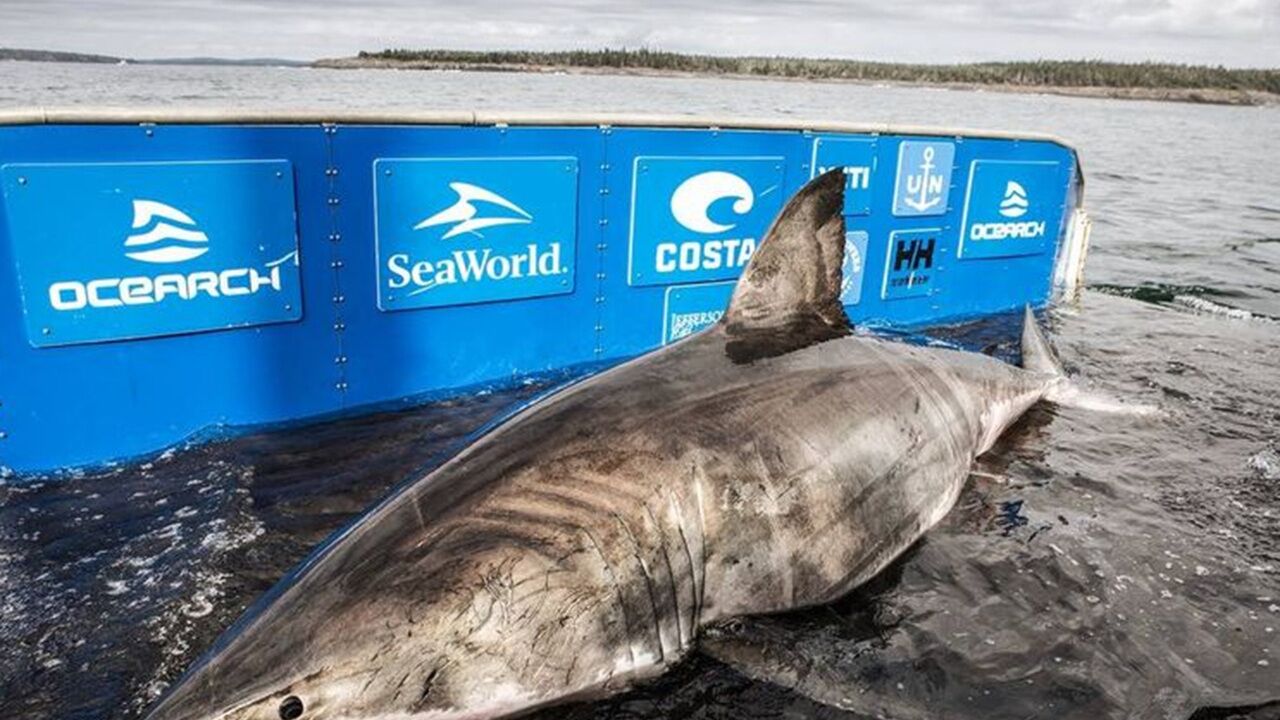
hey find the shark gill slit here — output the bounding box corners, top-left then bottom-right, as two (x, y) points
(665, 488), (704, 637)
(642, 499), (688, 648)
(609, 509), (670, 663)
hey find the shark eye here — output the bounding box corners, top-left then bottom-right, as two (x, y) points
(278, 695), (304, 720)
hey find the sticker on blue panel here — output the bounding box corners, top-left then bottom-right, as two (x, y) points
(810, 138), (876, 216)
(841, 230), (869, 306)
(661, 281), (735, 344)
(958, 160), (1063, 260)
(892, 141), (954, 217)
(374, 157), (578, 311)
(0, 160), (302, 348)
(628, 156), (785, 287)
(882, 228), (940, 300)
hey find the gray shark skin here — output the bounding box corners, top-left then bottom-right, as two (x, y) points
(145, 169), (1065, 720)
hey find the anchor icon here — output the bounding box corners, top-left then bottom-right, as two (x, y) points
(903, 146), (942, 212)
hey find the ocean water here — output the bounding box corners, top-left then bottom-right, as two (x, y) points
(0, 62), (1277, 720)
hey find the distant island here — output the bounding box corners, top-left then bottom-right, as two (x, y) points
(1, 47), (122, 64)
(7, 46), (1276, 107)
(317, 49), (1280, 106)
(0, 47), (306, 67)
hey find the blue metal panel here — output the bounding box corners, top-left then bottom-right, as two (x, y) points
(597, 127), (812, 360)
(327, 125), (604, 411)
(892, 140), (956, 217)
(2, 160), (302, 347)
(810, 137), (877, 216)
(0, 124), (336, 473)
(957, 159), (1065, 260)
(627, 156), (785, 287)
(841, 230), (870, 306)
(0, 121), (1079, 475)
(373, 157), (579, 310)
(661, 280), (734, 344)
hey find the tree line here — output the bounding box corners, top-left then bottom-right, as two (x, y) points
(357, 49), (1279, 94)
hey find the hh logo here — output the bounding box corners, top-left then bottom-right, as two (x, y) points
(893, 141), (954, 217)
(629, 156), (785, 287)
(893, 235), (935, 272)
(958, 160), (1063, 260)
(882, 228), (940, 300)
(374, 157), (578, 311)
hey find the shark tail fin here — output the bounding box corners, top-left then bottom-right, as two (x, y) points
(1020, 305), (1065, 377)
(1021, 305), (1157, 415)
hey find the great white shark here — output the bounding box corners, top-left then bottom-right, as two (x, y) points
(146, 168), (1083, 720)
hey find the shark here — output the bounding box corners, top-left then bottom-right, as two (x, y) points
(145, 168), (1081, 720)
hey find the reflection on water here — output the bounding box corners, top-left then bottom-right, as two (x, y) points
(0, 63), (1278, 719)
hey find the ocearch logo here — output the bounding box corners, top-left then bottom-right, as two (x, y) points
(46, 198), (291, 311)
(386, 181), (565, 296)
(998, 181), (1029, 219)
(970, 179), (1045, 241)
(124, 199), (210, 263)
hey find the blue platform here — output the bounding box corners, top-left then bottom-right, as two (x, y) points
(0, 112), (1084, 475)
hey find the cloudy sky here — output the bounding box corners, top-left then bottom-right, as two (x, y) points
(1, 0), (1275, 67)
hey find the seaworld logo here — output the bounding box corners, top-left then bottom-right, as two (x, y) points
(656, 170), (762, 274)
(412, 182), (533, 239)
(46, 198), (293, 311)
(387, 182), (566, 295)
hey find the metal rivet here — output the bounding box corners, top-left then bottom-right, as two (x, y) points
(334, 356), (347, 364)
(384, 169), (392, 176)
(332, 295), (345, 303)
(329, 233), (341, 242)
(333, 322), (346, 331)
(328, 197), (340, 206)
(283, 304), (293, 311)
(0, 431), (7, 440)
(598, 218), (609, 226)
(330, 260), (344, 269)
(41, 327), (51, 335)
(17, 177), (27, 185)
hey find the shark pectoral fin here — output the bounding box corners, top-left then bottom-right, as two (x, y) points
(700, 615), (934, 720)
(721, 169), (852, 363)
(1021, 306), (1158, 416)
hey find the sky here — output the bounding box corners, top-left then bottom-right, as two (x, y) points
(0, 0), (1275, 67)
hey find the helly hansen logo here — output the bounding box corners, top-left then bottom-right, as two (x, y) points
(893, 236), (935, 272)
(882, 228), (939, 301)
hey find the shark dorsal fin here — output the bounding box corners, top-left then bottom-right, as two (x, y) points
(721, 168), (851, 362)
